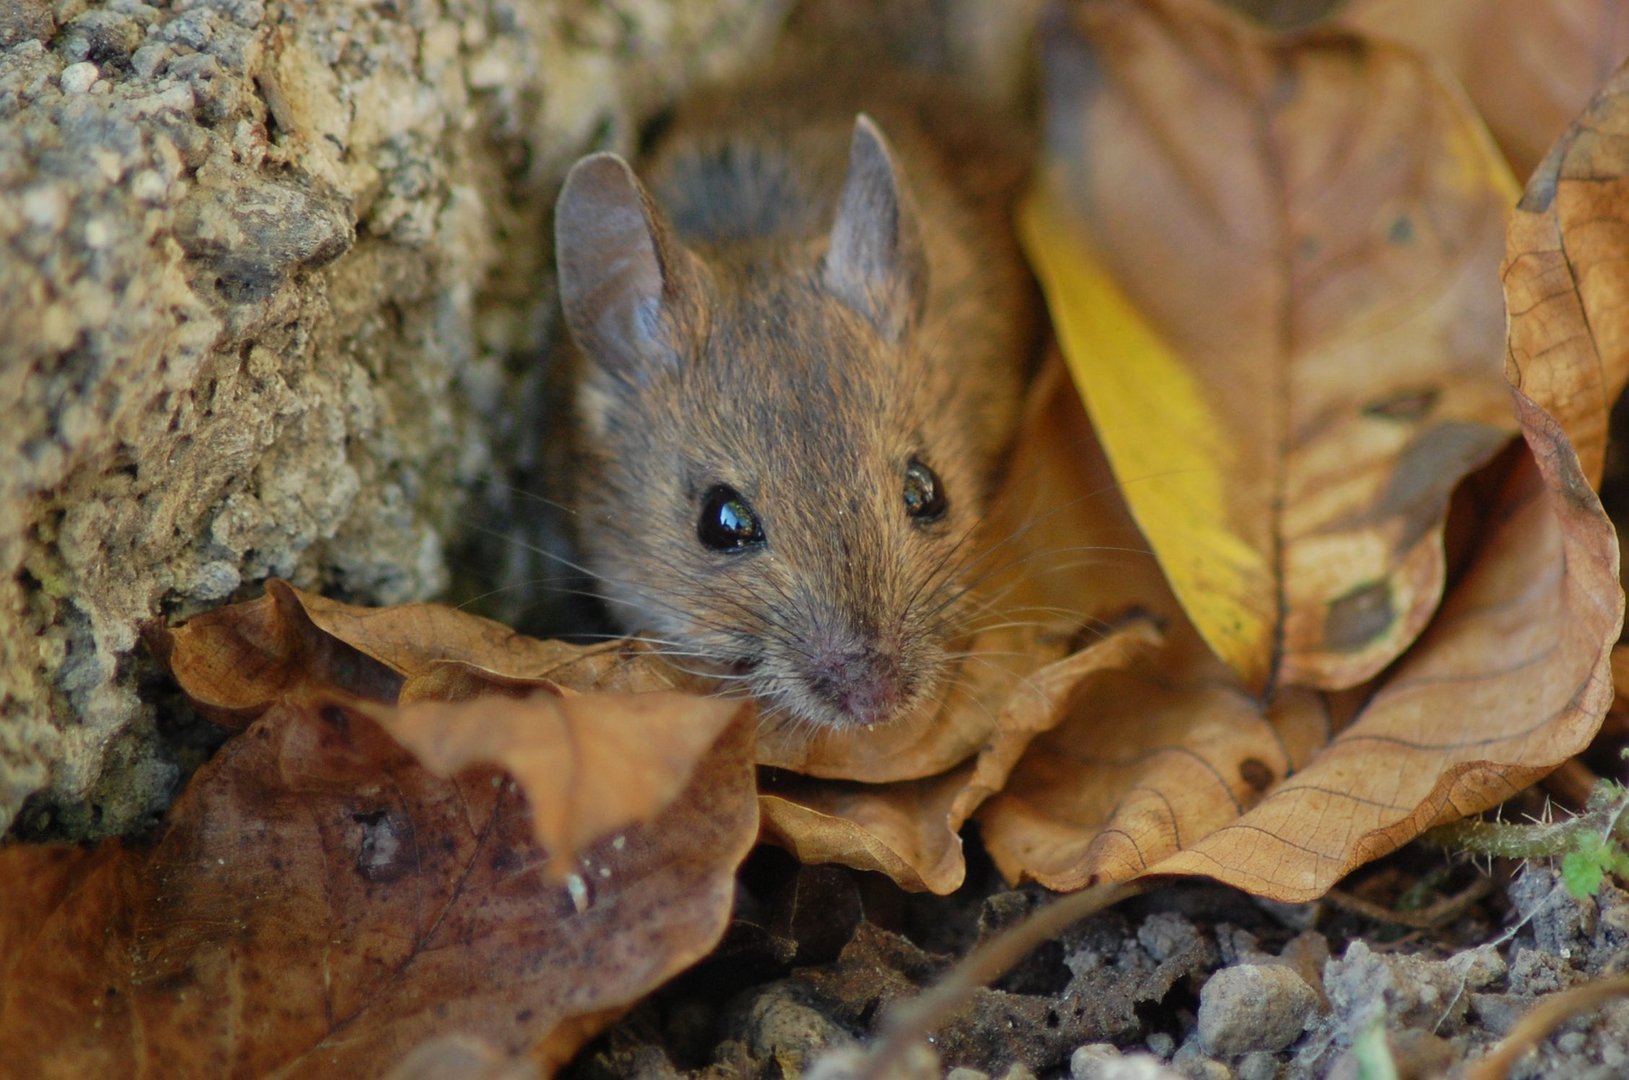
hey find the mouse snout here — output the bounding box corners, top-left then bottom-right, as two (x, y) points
(805, 640), (911, 727)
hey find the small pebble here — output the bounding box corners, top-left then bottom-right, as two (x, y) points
(947, 1068), (989, 1080)
(1174, 1057), (1231, 1080)
(998, 1066), (1039, 1080)
(1071, 1044), (1185, 1080)
(1235, 1051), (1277, 1080)
(1197, 964), (1318, 1056)
(1146, 1033), (1176, 1058)
(59, 61), (99, 93)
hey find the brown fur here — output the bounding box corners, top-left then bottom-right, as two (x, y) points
(552, 66), (1039, 730)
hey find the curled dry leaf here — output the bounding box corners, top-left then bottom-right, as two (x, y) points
(757, 607), (1162, 894)
(1022, 0), (1518, 693)
(1342, 0), (1629, 182)
(0, 585), (759, 1076)
(1501, 60), (1629, 486)
(979, 381), (1621, 900)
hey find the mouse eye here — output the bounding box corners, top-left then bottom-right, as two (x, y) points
(698, 485), (765, 551)
(902, 459), (946, 522)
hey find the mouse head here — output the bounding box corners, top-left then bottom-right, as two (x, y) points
(555, 115), (994, 730)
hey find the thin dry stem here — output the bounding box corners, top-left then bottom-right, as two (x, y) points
(1465, 976), (1629, 1080)
(856, 880), (1143, 1080)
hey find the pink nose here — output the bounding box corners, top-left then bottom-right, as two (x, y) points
(807, 648), (905, 726)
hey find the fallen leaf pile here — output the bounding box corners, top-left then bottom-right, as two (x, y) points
(2, 586), (758, 1075)
(5, 0), (1629, 1074)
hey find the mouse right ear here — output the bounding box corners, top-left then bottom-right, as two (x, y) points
(555, 153), (706, 382)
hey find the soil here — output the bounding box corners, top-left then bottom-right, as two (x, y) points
(564, 799), (1629, 1079)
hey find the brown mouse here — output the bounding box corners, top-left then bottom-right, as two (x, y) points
(551, 68), (1038, 731)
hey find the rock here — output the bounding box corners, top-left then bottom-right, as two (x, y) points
(1234, 1050), (1277, 1080)
(1196, 964), (1317, 1056)
(0, 0), (786, 839)
(1470, 992), (1532, 1038)
(58, 61), (99, 93)
(732, 981), (856, 1070)
(1508, 867), (1591, 959)
(1071, 1044), (1187, 1080)
(0, 0), (52, 46)
(947, 1068), (991, 1080)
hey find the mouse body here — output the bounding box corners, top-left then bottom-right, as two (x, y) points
(552, 68), (1038, 730)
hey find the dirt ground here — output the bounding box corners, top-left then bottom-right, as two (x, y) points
(566, 798), (1629, 1079)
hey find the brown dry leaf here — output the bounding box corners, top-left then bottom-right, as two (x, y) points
(1502, 61), (1629, 486)
(979, 61), (1629, 896)
(760, 766), (973, 893)
(161, 579), (747, 874)
(0, 687), (757, 1077)
(382, 691), (748, 879)
(757, 614), (1163, 894)
(1342, 0), (1629, 181)
(981, 383), (1620, 899)
(158, 578), (685, 724)
(1022, 0), (1519, 694)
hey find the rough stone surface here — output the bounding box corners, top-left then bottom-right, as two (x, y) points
(1196, 963), (1318, 1057)
(0, 0), (786, 837)
(727, 980), (856, 1073)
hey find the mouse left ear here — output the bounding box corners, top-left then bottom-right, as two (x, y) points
(823, 115), (928, 344)
(555, 152), (708, 384)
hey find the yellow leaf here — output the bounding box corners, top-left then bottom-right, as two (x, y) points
(1023, 0), (1519, 692)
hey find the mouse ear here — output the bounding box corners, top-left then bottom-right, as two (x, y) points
(823, 115), (928, 344)
(555, 152), (707, 381)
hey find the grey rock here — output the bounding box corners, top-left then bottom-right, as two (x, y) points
(947, 1068), (991, 1080)
(1197, 964), (1318, 1056)
(0, 0), (789, 838)
(1139, 912), (1202, 964)
(1508, 867), (1591, 959)
(1508, 947), (1574, 996)
(1235, 1051), (1277, 1080)
(1469, 993), (1528, 1037)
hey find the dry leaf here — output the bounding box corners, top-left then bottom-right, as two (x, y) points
(3, 585), (759, 1075)
(979, 383), (1620, 900)
(1342, 0), (1629, 181)
(1502, 61), (1629, 486)
(758, 611), (1162, 894)
(977, 52), (1629, 898)
(0, 692), (757, 1077)
(1022, 0), (1518, 693)
(759, 766), (973, 894)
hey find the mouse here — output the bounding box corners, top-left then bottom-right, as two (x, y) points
(550, 67), (1039, 731)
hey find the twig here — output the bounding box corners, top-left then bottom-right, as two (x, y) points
(1464, 976), (1629, 1080)
(1321, 876), (1493, 931)
(856, 879), (1143, 1080)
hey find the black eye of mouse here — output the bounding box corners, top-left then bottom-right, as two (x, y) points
(902, 459), (946, 522)
(698, 485), (765, 551)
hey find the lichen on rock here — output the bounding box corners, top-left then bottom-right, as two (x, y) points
(0, 0), (787, 838)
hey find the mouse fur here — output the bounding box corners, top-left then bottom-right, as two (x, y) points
(551, 68), (1039, 730)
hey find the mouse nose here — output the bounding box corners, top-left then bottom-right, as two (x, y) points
(806, 645), (908, 727)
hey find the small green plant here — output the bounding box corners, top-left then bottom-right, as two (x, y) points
(1424, 771), (1629, 901)
(1560, 824), (1629, 900)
